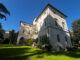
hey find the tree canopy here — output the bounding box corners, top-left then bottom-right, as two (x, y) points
(0, 3), (10, 20)
(72, 19), (80, 46)
(0, 23), (2, 29)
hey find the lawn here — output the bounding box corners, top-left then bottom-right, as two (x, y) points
(0, 44), (80, 60)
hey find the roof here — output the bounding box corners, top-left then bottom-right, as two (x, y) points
(36, 4), (67, 21)
(20, 21), (33, 25)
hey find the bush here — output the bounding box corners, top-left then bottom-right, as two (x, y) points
(0, 38), (3, 43)
(3, 38), (10, 44)
(26, 38), (35, 46)
(38, 35), (52, 51)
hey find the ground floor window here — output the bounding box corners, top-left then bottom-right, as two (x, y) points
(57, 34), (60, 42)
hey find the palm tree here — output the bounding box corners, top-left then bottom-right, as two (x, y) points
(0, 3), (10, 20)
(0, 23), (2, 29)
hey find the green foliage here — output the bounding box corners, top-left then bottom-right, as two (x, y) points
(0, 32), (3, 38)
(0, 23), (2, 29)
(0, 38), (3, 43)
(27, 38), (35, 46)
(38, 42), (43, 48)
(9, 30), (18, 44)
(38, 35), (52, 50)
(0, 3), (10, 20)
(0, 30), (4, 43)
(41, 35), (49, 44)
(68, 30), (76, 46)
(0, 44), (13, 47)
(72, 19), (80, 47)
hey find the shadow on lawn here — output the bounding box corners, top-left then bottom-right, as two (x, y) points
(20, 48), (80, 59)
(0, 47), (80, 60)
(22, 49), (80, 59)
(0, 47), (31, 60)
(45, 49), (80, 58)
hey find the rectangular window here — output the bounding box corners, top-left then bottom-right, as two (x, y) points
(45, 20), (46, 26)
(55, 21), (58, 26)
(57, 34), (60, 42)
(62, 22), (65, 29)
(48, 28), (49, 34)
(65, 36), (68, 43)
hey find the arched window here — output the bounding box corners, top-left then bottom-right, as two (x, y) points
(57, 34), (60, 42)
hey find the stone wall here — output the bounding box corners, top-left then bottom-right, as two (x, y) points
(17, 21), (36, 45)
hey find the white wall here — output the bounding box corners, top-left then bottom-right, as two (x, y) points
(35, 6), (72, 51)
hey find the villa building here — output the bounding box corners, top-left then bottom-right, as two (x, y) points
(17, 4), (72, 51)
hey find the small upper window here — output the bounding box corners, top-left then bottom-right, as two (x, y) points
(55, 21), (58, 26)
(45, 20), (46, 26)
(62, 22), (65, 28)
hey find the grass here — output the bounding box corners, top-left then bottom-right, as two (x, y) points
(0, 44), (80, 60)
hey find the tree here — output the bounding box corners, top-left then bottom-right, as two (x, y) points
(9, 30), (16, 44)
(72, 19), (80, 47)
(38, 35), (52, 51)
(14, 31), (19, 44)
(0, 23), (4, 43)
(27, 38), (35, 46)
(0, 23), (2, 29)
(0, 3), (10, 20)
(9, 30), (19, 44)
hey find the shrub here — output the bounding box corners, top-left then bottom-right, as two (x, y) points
(3, 38), (10, 44)
(38, 35), (52, 51)
(26, 38), (35, 46)
(0, 38), (3, 43)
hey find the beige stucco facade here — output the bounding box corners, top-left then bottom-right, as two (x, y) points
(17, 21), (36, 45)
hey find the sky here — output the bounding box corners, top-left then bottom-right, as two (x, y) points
(0, 0), (80, 32)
